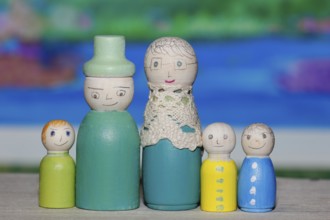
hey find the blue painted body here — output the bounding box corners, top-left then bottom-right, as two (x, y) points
(238, 157), (276, 212)
(142, 139), (201, 210)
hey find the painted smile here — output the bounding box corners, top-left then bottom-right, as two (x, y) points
(165, 79), (175, 84)
(103, 102), (118, 106)
(248, 143), (266, 149)
(54, 141), (68, 146)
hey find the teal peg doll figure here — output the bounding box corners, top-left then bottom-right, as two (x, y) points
(141, 37), (202, 210)
(39, 120), (75, 208)
(76, 36), (140, 211)
(238, 123), (276, 212)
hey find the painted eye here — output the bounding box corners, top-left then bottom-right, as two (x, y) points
(153, 61), (158, 68)
(116, 90), (126, 97)
(208, 134), (213, 140)
(175, 60), (186, 70)
(223, 134), (228, 140)
(91, 92), (100, 99)
(262, 133), (267, 139)
(66, 131), (71, 136)
(150, 58), (161, 70)
(247, 135), (251, 140)
(50, 131), (55, 137)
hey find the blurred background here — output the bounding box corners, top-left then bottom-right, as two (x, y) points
(0, 0), (329, 178)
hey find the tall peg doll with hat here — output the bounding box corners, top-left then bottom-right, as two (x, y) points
(75, 36), (140, 211)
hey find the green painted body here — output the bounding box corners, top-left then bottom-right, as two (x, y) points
(76, 110), (140, 210)
(39, 152), (75, 208)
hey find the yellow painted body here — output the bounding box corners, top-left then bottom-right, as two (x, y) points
(39, 152), (75, 208)
(201, 159), (237, 212)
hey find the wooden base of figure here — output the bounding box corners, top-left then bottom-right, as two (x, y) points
(147, 204), (198, 211)
(240, 207), (274, 213)
(39, 152), (75, 209)
(76, 110), (140, 211)
(142, 139), (201, 211)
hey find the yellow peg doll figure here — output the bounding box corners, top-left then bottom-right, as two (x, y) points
(201, 122), (237, 212)
(39, 120), (75, 208)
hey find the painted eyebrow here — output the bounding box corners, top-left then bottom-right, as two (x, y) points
(87, 87), (104, 90)
(114, 86), (130, 89)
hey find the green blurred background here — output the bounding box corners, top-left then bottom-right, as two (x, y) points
(2, 0), (330, 41)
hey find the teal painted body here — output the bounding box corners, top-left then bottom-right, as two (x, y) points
(76, 110), (140, 210)
(142, 139), (201, 210)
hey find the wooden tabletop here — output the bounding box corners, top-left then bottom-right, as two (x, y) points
(0, 173), (329, 220)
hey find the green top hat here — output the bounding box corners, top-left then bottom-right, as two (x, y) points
(84, 35), (135, 77)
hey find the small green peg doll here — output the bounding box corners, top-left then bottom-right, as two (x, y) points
(39, 120), (75, 208)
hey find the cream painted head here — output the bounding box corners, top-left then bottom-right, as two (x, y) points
(241, 123), (275, 157)
(84, 77), (134, 111)
(202, 122), (236, 155)
(144, 37), (198, 86)
(41, 120), (75, 152)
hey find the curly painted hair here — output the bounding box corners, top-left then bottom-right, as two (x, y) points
(145, 37), (196, 59)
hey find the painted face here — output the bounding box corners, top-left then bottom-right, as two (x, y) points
(241, 123), (275, 156)
(144, 37), (198, 86)
(202, 123), (236, 155)
(84, 77), (134, 111)
(42, 121), (75, 152)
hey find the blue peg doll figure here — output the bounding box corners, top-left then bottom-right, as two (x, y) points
(141, 37), (203, 211)
(238, 123), (276, 212)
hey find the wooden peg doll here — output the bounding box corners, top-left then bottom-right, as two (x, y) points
(141, 37), (202, 210)
(238, 123), (276, 212)
(201, 123), (237, 212)
(76, 36), (140, 211)
(39, 120), (75, 208)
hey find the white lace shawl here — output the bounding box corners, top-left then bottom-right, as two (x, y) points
(140, 83), (202, 151)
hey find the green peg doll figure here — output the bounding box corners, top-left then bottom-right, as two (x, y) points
(39, 120), (75, 208)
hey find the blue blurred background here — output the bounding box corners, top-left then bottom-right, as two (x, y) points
(0, 0), (329, 171)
